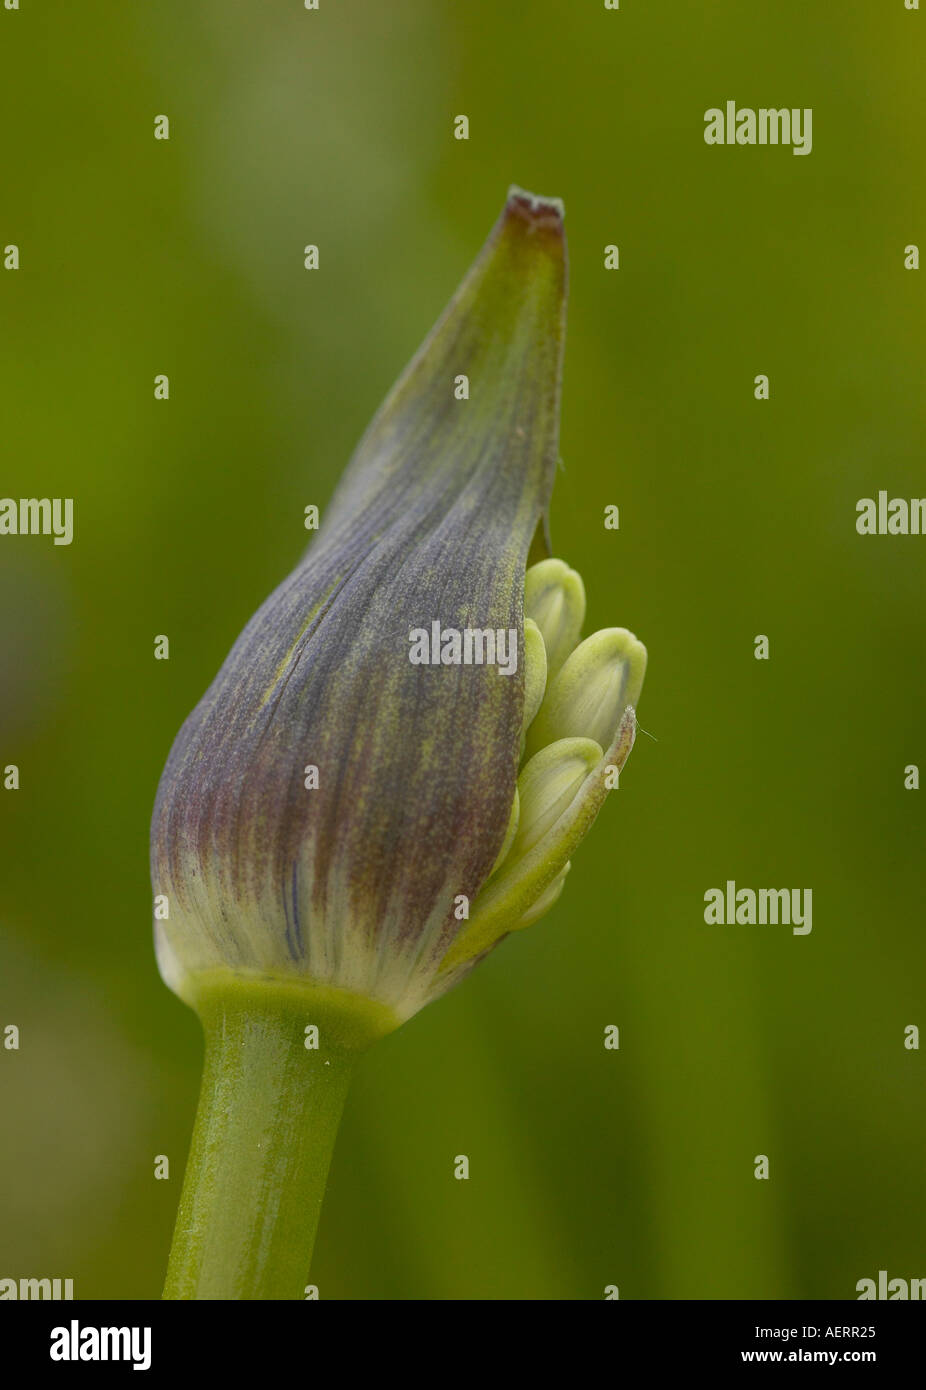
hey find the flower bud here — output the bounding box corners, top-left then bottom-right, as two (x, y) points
(521, 618), (547, 737)
(513, 738), (603, 856)
(152, 187), (569, 1026)
(524, 558), (586, 680)
(151, 188), (648, 1029)
(525, 627), (647, 758)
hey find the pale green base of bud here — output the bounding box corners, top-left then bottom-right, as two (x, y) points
(184, 968), (402, 1051)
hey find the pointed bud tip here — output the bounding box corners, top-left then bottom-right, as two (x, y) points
(505, 185), (566, 237)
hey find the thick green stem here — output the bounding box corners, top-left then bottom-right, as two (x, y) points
(163, 974), (397, 1300)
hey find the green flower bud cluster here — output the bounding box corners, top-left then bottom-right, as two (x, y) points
(437, 559), (646, 987)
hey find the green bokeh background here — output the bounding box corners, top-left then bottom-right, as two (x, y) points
(1, 1), (923, 1300)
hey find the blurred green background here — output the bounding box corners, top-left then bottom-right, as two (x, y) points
(1, 0), (923, 1300)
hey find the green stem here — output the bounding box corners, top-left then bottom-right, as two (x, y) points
(163, 974), (397, 1300)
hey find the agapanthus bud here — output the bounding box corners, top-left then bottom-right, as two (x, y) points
(524, 557), (586, 679)
(151, 188), (647, 1030)
(521, 618), (548, 736)
(514, 738), (603, 856)
(525, 626), (647, 757)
